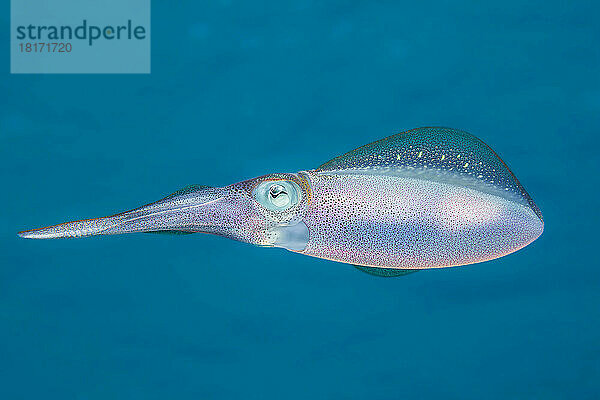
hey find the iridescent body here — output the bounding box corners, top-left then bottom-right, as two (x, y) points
(19, 127), (544, 275)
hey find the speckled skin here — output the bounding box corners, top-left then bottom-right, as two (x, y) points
(297, 127), (544, 268)
(18, 127), (544, 271)
(299, 172), (542, 268)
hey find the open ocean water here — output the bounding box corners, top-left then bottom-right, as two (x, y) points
(1, 1), (599, 399)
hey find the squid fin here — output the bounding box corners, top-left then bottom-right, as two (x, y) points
(354, 265), (419, 277)
(316, 127), (541, 221)
(146, 231), (195, 235)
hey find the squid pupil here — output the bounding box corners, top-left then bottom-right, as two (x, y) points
(270, 185), (286, 198)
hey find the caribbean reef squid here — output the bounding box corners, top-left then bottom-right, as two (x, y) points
(18, 127), (544, 277)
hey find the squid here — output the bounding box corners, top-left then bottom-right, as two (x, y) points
(18, 127), (544, 276)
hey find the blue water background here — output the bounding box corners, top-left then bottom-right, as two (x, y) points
(1, 1), (599, 398)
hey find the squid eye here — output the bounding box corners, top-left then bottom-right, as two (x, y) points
(254, 180), (301, 211)
(268, 184), (290, 207)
